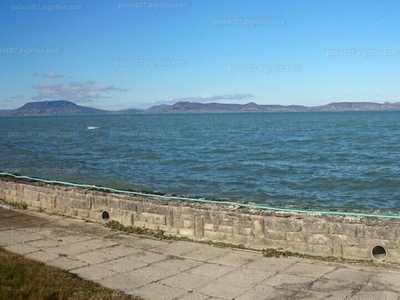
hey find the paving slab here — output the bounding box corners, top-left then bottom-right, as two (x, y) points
(321, 267), (373, 284)
(151, 241), (201, 256)
(244, 256), (297, 272)
(70, 265), (118, 281)
(160, 272), (212, 290)
(127, 237), (173, 250)
(97, 272), (151, 291)
(367, 272), (400, 292)
(73, 246), (141, 265)
(207, 250), (261, 267)
(175, 292), (210, 300)
(180, 246), (230, 262)
(0, 231), (19, 246)
(289, 290), (332, 299)
(4, 230), (48, 243)
(352, 290), (400, 300)
(26, 234), (93, 248)
(149, 256), (203, 273)
(45, 238), (119, 256)
(188, 262), (234, 278)
(280, 261), (336, 278)
(133, 250), (170, 264)
(45, 256), (89, 271)
(4, 243), (40, 255)
(308, 277), (358, 296)
(198, 267), (276, 299)
(98, 255), (149, 273)
(235, 285), (296, 300)
(260, 272), (317, 291)
(133, 283), (186, 300)
(197, 278), (252, 299)
(25, 250), (60, 262)
(127, 266), (181, 281)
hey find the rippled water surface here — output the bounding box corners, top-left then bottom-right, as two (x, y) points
(1, 112), (400, 211)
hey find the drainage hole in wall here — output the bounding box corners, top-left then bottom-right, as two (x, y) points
(101, 210), (110, 221)
(371, 245), (387, 261)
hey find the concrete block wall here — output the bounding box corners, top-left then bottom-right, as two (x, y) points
(1, 175), (399, 262)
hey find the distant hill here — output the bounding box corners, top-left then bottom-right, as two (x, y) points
(3, 100), (145, 116)
(5, 100), (109, 116)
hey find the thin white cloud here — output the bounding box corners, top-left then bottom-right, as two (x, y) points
(163, 93), (255, 104)
(44, 72), (64, 78)
(32, 81), (128, 102)
(372, 10), (400, 28)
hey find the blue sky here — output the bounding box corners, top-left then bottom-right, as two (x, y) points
(1, 0), (399, 110)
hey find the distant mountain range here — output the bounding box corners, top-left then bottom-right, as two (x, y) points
(1, 100), (400, 116)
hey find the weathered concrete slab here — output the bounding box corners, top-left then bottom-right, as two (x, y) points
(25, 250), (60, 262)
(45, 238), (118, 256)
(149, 257), (203, 273)
(174, 293), (210, 300)
(235, 285), (296, 300)
(126, 236), (172, 250)
(4, 230), (48, 243)
(189, 262), (234, 278)
(279, 261), (336, 278)
(244, 256), (298, 272)
(180, 246), (230, 262)
(131, 250), (170, 264)
(98, 256), (148, 273)
(160, 272), (212, 290)
(197, 277), (252, 299)
(322, 267), (373, 284)
(151, 241), (201, 256)
(198, 267), (275, 299)
(367, 272), (400, 292)
(26, 235), (93, 248)
(352, 289), (400, 299)
(4, 243), (40, 255)
(208, 250), (261, 267)
(133, 283), (187, 300)
(97, 272), (150, 291)
(289, 290), (332, 299)
(45, 256), (89, 271)
(0, 231), (18, 246)
(73, 248), (130, 265)
(70, 265), (117, 281)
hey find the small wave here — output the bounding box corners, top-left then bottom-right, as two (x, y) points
(87, 126), (100, 130)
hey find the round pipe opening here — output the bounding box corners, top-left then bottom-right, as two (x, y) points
(371, 245), (387, 261)
(101, 210), (110, 221)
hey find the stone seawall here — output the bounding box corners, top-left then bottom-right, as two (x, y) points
(1, 175), (399, 262)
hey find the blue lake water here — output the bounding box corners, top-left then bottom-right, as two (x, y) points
(1, 111), (400, 211)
